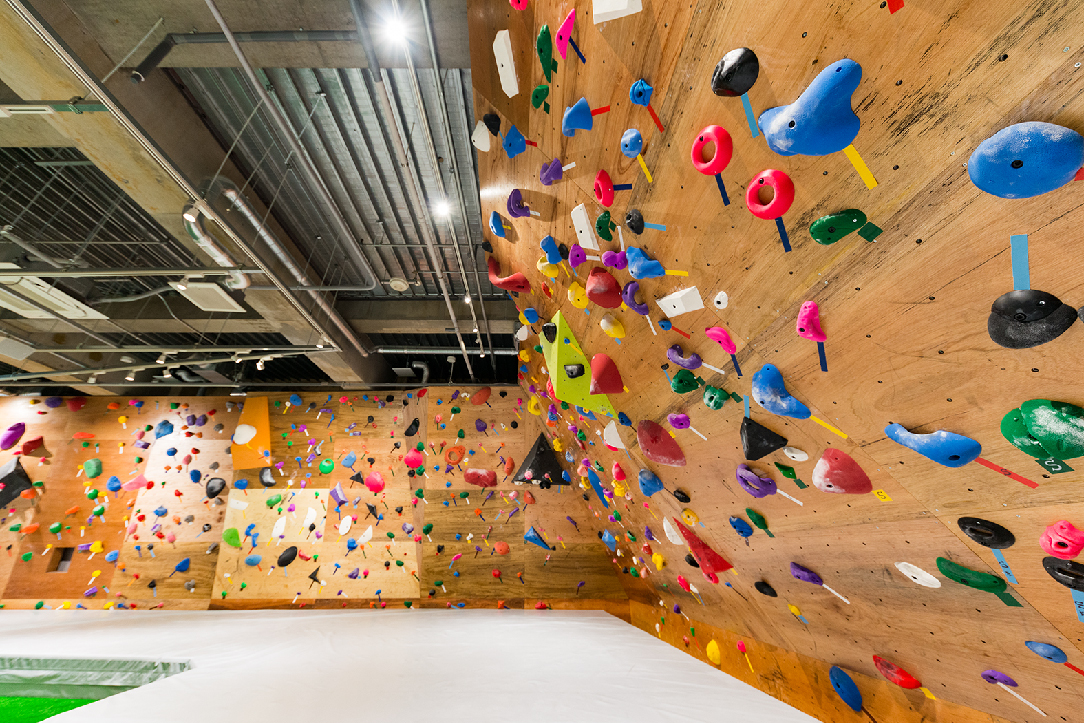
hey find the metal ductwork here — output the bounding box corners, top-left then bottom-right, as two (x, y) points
(182, 195), (250, 290)
(411, 361), (429, 385)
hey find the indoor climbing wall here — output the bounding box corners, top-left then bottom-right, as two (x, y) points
(469, 0), (1084, 720)
(0, 389), (626, 615)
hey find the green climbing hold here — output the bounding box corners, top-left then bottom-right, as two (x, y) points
(810, 209), (867, 245)
(457, 429), (465, 439)
(630, 567), (640, 578)
(627, 532), (636, 542)
(613, 511), (622, 522)
(387, 532), (396, 539)
(774, 463), (796, 479)
(671, 369), (702, 394)
(415, 489), (425, 499)
(531, 84), (550, 113)
(170, 403), (180, 410)
(703, 385), (728, 410)
(404, 600), (413, 608)
(560, 401), (570, 410)
(1002, 399), (1084, 460)
(266, 494), (282, 508)
(577, 430), (587, 441)
(319, 459), (334, 474)
(8, 524), (20, 532)
(533, 345), (543, 353)
(415, 466), (426, 476)
(21, 553), (32, 562)
(222, 527), (242, 548)
(86, 489), (99, 502)
(595, 210), (615, 242)
(34, 600), (43, 608)
(745, 508), (773, 537)
(82, 457), (101, 481)
(422, 524), (433, 535)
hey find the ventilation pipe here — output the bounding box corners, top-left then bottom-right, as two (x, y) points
(411, 361), (429, 386)
(181, 202), (249, 290)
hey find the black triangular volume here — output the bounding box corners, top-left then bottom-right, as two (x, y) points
(513, 434), (564, 486)
(740, 416), (788, 460)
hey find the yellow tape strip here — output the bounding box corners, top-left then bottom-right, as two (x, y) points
(810, 415), (849, 439)
(637, 155), (653, 183)
(844, 144), (877, 189)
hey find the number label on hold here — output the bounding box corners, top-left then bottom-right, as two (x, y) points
(1037, 458), (1074, 474)
(873, 489), (892, 502)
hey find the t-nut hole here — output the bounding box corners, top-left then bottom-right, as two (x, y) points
(757, 185), (775, 205)
(700, 141), (716, 162)
(788, 120), (796, 128)
(1011, 159), (1023, 169)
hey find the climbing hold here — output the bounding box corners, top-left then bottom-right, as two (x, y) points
(730, 515), (754, 539)
(736, 464), (777, 498)
(759, 59), (862, 157)
(464, 469), (498, 488)
(690, 125), (733, 176)
(593, 169), (616, 207)
(599, 314), (625, 339)
(795, 301), (827, 342)
(711, 48), (759, 97)
(884, 424), (982, 467)
(502, 126), (529, 158)
(638, 469), (664, 497)
(540, 158), (563, 185)
(488, 211), (507, 238)
(536, 25), (557, 82)
(1040, 520), (1084, 560)
(487, 257), (531, 293)
(277, 546), (298, 568)
(564, 364), (585, 379)
(670, 369), (702, 395)
(540, 235), (562, 265)
(667, 345), (702, 371)
(752, 364), (810, 418)
(829, 666), (863, 712)
(222, 528), (242, 548)
(621, 281), (649, 315)
(1025, 641), (1069, 664)
(673, 518), (733, 582)
(988, 289), (1077, 348)
(873, 656), (922, 689)
(0, 423), (24, 451)
(740, 417), (788, 460)
(585, 267), (622, 308)
(895, 561), (941, 588)
(562, 97), (594, 137)
(810, 210), (867, 245)
(206, 477), (227, 499)
(625, 247), (666, 280)
(589, 354), (624, 395)
(637, 420), (687, 467)
(1044, 557), (1084, 590)
(1002, 399), (1084, 459)
(746, 169), (794, 220)
(937, 557), (1017, 603)
(812, 448), (872, 494)
(621, 129), (643, 158)
(594, 210), (615, 242)
(969, 122), (1084, 199)
(958, 517), (1015, 549)
(154, 420), (173, 438)
(702, 385), (728, 410)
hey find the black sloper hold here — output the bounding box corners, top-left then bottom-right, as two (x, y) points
(625, 209), (645, 234)
(754, 581), (778, 597)
(685, 553), (700, 568)
(436, 544), (445, 554)
(510, 421), (518, 429)
(740, 417), (788, 460)
(711, 47), (760, 97)
(672, 489), (691, 503)
(259, 467), (275, 487)
(558, 243), (569, 260)
(542, 322), (558, 343)
(1043, 556), (1084, 591)
(499, 390), (508, 397)
(404, 417), (420, 436)
(481, 240), (493, 253)
(988, 290), (1076, 349)
(958, 516), (1015, 549)
(277, 546), (298, 567)
(564, 364), (585, 379)
(483, 112), (501, 136)
(387, 395), (395, 403)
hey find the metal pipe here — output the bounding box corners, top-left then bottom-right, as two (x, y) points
(219, 181), (373, 356)
(0, 381), (490, 389)
(0, 267), (261, 278)
(0, 226), (65, 267)
(350, 0), (473, 379)
(203, 0), (380, 294)
(411, 360), (429, 385)
(5, 0), (345, 354)
(24, 345), (325, 354)
(90, 285), (172, 305)
(182, 200), (250, 289)
(245, 285), (387, 291)
(377, 346), (516, 356)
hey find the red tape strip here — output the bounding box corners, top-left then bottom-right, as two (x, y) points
(887, 0), (904, 12)
(591, 105), (611, 116)
(973, 457), (1038, 489)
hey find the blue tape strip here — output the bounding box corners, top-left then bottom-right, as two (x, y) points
(817, 341), (828, 372)
(715, 174), (730, 205)
(992, 548), (1018, 584)
(1072, 589), (1084, 623)
(744, 395), (750, 418)
(613, 183), (633, 191)
(741, 93), (759, 138)
(731, 354), (742, 377)
(644, 222), (667, 231)
(569, 37), (586, 64)
(1011, 234), (1030, 290)
(776, 217), (791, 252)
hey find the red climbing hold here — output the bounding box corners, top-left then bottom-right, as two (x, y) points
(487, 257), (531, 293)
(464, 469), (498, 488)
(673, 518), (733, 583)
(589, 353), (624, 395)
(585, 267), (622, 308)
(19, 436), (43, 456)
(66, 397), (87, 412)
(636, 420), (687, 467)
(873, 655), (921, 689)
(812, 448), (873, 494)
(470, 387), (492, 405)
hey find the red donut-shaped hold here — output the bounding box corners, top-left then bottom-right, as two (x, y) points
(746, 169), (795, 220)
(509, 0), (528, 8)
(594, 169), (615, 207)
(690, 125), (733, 176)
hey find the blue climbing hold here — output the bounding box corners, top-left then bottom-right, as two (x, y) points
(561, 470), (571, 482)
(829, 666), (863, 712)
(618, 412), (632, 426)
(503, 125), (528, 158)
(489, 211), (506, 238)
(106, 476), (121, 493)
(166, 447), (177, 457)
(524, 526), (552, 550)
(621, 129), (643, 158)
(153, 506), (167, 517)
(601, 529), (617, 551)
(587, 468), (610, 509)
(174, 557), (191, 573)
(751, 364), (810, 419)
(540, 235), (562, 264)
(968, 122), (1084, 199)
(234, 479), (249, 490)
(626, 247), (665, 279)
(729, 515), (754, 538)
(562, 97), (593, 137)
(638, 469), (664, 497)
(523, 308), (540, 324)
(189, 470), (201, 483)
(759, 59), (862, 157)
(629, 79), (653, 107)
(154, 420), (174, 439)
(289, 394), (303, 407)
(576, 406), (597, 420)
(244, 554), (262, 566)
(342, 452), (357, 468)
(1025, 641), (1068, 663)
(105, 550), (119, 563)
(884, 424), (981, 468)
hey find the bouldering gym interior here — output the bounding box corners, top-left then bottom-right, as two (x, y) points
(0, 0), (1079, 721)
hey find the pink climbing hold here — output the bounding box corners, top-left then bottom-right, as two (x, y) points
(636, 420), (687, 467)
(555, 9), (575, 59)
(365, 472), (386, 494)
(589, 353), (624, 395)
(464, 469), (498, 488)
(705, 326), (737, 355)
(1040, 520), (1084, 560)
(812, 448), (873, 494)
(66, 397), (87, 412)
(673, 518), (733, 582)
(585, 267), (622, 308)
(611, 462), (626, 481)
(796, 301), (827, 342)
(403, 449), (423, 469)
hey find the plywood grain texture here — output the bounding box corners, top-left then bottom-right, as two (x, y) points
(469, 0), (1084, 719)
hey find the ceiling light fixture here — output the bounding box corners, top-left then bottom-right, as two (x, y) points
(162, 367), (173, 378)
(176, 276), (190, 291)
(87, 375), (97, 385)
(317, 338), (326, 349)
(182, 205), (199, 223)
(384, 15), (408, 43)
(463, 294), (472, 304)
(156, 352), (168, 364)
(125, 369), (136, 382)
(434, 200), (451, 217)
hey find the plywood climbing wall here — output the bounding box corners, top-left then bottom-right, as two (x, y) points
(469, 0), (1084, 720)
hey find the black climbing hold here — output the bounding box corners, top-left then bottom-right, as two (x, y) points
(394, 506), (403, 514)
(366, 457), (375, 465)
(350, 471), (365, 485)
(958, 516), (1015, 549)
(558, 243), (569, 260)
(542, 323), (557, 343)
(429, 589), (436, 596)
(404, 418), (420, 436)
(259, 467), (275, 487)
(483, 112), (501, 136)
(1043, 556), (1084, 591)
(201, 523), (212, 532)
(514, 434), (564, 486)
(685, 553), (700, 568)
(597, 531), (603, 539)
(499, 390), (508, 397)
(368, 416), (375, 424)
(625, 209), (645, 235)
(740, 417), (788, 460)
(510, 421), (518, 429)
(366, 503), (378, 519)
(205, 477), (227, 499)
(437, 544), (445, 554)
(754, 581), (778, 597)
(407, 469), (416, 478)
(387, 395), (395, 403)
(308, 567), (321, 584)
(711, 47), (760, 97)
(564, 364), (585, 378)
(582, 493), (590, 501)
(481, 240), (493, 253)
(277, 546), (298, 567)
(672, 489), (691, 503)
(988, 289), (1076, 349)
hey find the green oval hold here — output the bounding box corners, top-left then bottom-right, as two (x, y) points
(83, 458), (103, 479)
(703, 385), (728, 410)
(810, 209), (867, 245)
(935, 556), (1005, 592)
(319, 459), (334, 474)
(266, 494), (282, 508)
(222, 527), (242, 548)
(86, 489), (99, 501)
(1018, 399), (1084, 459)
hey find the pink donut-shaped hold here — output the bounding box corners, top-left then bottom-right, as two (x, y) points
(594, 169), (615, 207)
(746, 169), (795, 220)
(690, 125), (733, 176)
(509, 0), (528, 8)
(705, 326), (737, 355)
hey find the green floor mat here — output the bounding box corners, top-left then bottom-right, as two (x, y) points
(0, 696), (96, 723)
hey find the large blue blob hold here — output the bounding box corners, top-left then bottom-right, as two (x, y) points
(884, 424), (981, 468)
(638, 469), (664, 497)
(562, 97), (593, 137)
(587, 468), (609, 509)
(601, 529), (617, 551)
(540, 235), (562, 264)
(1025, 640), (1068, 663)
(829, 666), (863, 712)
(759, 59), (862, 157)
(503, 125), (527, 158)
(626, 247), (665, 279)
(751, 364), (810, 419)
(154, 420), (174, 439)
(729, 516), (754, 538)
(968, 122), (1084, 199)
(489, 211), (506, 238)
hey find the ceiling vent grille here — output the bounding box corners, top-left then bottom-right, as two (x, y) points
(170, 281), (245, 313)
(0, 265), (106, 320)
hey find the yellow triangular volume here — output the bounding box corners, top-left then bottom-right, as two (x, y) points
(539, 311), (617, 417)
